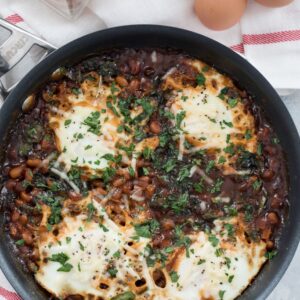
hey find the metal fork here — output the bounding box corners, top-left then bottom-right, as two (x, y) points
(0, 18), (57, 106)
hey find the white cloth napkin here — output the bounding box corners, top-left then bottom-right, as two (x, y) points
(0, 0), (300, 298)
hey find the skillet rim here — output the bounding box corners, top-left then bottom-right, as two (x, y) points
(0, 24), (299, 300)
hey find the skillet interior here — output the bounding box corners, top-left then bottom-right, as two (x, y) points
(0, 25), (299, 300)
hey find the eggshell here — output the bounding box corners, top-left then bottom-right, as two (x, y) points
(194, 0), (247, 31)
(255, 0), (294, 7)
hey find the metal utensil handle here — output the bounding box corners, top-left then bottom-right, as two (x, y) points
(0, 18), (57, 106)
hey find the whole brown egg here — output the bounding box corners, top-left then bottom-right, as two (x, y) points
(255, 0), (294, 7)
(194, 0), (248, 31)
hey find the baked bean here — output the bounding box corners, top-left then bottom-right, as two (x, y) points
(136, 159), (145, 168)
(112, 177), (126, 187)
(150, 120), (161, 134)
(162, 219), (175, 230)
(238, 182), (248, 192)
(5, 180), (16, 191)
(262, 169), (274, 180)
(15, 199), (24, 207)
(11, 210), (20, 222)
(20, 191), (33, 203)
(264, 145), (277, 156)
(22, 230), (33, 245)
(267, 212), (279, 225)
(266, 240), (274, 250)
(111, 189), (122, 201)
(19, 214), (28, 225)
(145, 184), (155, 198)
(26, 158), (42, 168)
(96, 187), (107, 195)
(41, 139), (52, 151)
(9, 165), (25, 179)
(69, 191), (82, 201)
(152, 269), (166, 288)
(144, 66), (155, 77)
(261, 228), (271, 240)
(31, 248), (40, 261)
(134, 179), (148, 188)
(115, 76), (128, 87)
(129, 59), (141, 75)
(129, 79), (140, 90)
(14, 182), (26, 193)
(9, 224), (18, 237)
(122, 181), (133, 194)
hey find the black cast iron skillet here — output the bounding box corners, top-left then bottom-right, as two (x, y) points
(0, 25), (299, 300)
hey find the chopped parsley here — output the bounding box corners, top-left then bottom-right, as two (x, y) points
(49, 252), (73, 272)
(15, 239), (25, 246)
(196, 73), (206, 86)
(265, 250), (277, 260)
(198, 258), (206, 265)
(108, 267), (118, 278)
(64, 119), (71, 127)
(169, 271), (179, 283)
(134, 220), (160, 238)
(208, 234), (219, 247)
(228, 98), (238, 108)
(82, 111), (101, 135)
(219, 290), (225, 300)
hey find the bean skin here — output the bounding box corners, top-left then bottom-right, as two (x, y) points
(22, 230), (33, 245)
(115, 76), (128, 87)
(9, 224), (18, 238)
(20, 191), (33, 203)
(68, 191), (82, 201)
(26, 159), (42, 168)
(112, 177), (126, 187)
(150, 120), (161, 134)
(19, 214), (28, 225)
(5, 180), (16, 191)
(9, 165), (25, 179)
(267, 212), (279, 225)
(262, 169), (274, 180)
(11, 211), (20, 222)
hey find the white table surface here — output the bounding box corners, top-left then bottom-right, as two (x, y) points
(267, 91), (300, 300)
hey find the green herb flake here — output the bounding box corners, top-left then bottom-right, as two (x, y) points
(228, 98), (238, 108)
(265, 250), (277, 260)
(15, 239), (25, 246)
(205, 160), (215, 174)
(196, 73), (206, 86)
(57, 263), (73, 272)
(128, 166), (135, 177)
(108, 267), (118, 278)
(252, 179), (262, 190)
(228, 275), (234, 283)
(198, 258), (206, 265)
(64, 119), (72, 127)
(208, 234), (219, 247)
(111, 291), (136, 300)
(169, 271), (179, 283)
(99, 223), (109, 232)
(113, 250), (121, 259)
(78, 241), (84, 251)
(257, 143), (263, 156)
(215, 248), (224, 257)
(245, 129), (252, 140)
(219, 290), (226, 300)
(218, 156), (226, 164)
(82, 111), (101, 135)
